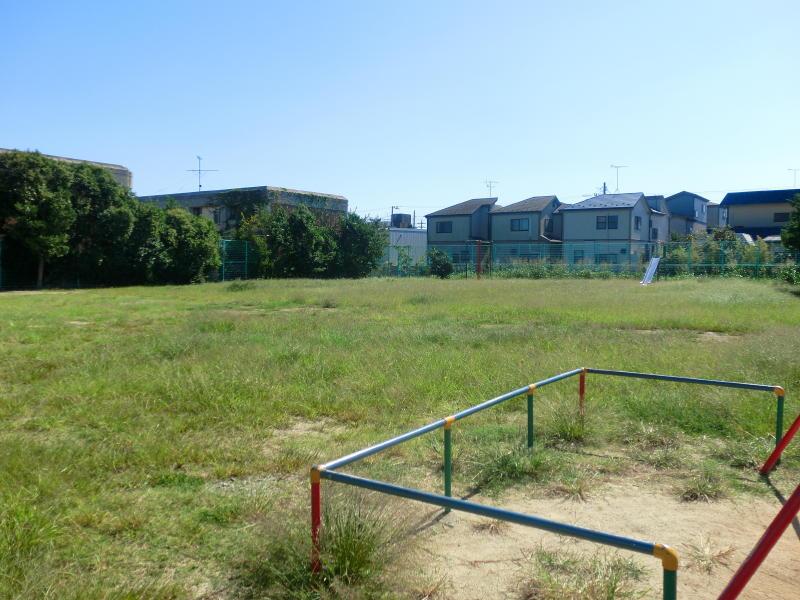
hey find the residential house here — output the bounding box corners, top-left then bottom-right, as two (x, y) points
(138, 186), (348, 233)
(720, 188), (799, 238)
(665, 191), (709, 237)
(644, 195), (670, 243)
(558, 193), (662, 266)
(490, 195), (562, 243)
(707, 203), (728, 231)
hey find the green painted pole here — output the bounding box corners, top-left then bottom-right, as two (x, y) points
(527, 393), (534, 449)
(663, 569), (677, 600)
(444, 422), (452, 512)
(775, 393), (785, 466)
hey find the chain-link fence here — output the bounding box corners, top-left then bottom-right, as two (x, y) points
(218, 239), (260, 281)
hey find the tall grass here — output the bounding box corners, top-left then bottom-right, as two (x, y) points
(0, 278), (798, 595)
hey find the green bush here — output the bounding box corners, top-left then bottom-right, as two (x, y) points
(427, 248), (454, 279)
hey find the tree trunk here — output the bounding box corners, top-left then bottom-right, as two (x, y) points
(37, 256), (44, 289)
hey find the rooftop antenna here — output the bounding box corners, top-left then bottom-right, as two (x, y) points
(485, 179), (499, 197)
(610, 165), (627, 192)
(789, 168), (800, 188)
(187, 156), (218, 191)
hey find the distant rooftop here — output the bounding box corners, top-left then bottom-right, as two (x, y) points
(492, 195), (558, 213)
(425, 197), (497, 217)
(558, 192), (645, 211)
(721, 188), (800, 206)
(0, 147), (132, 188)
(139, 185), (346, 203)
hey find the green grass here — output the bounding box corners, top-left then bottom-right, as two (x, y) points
(1, 277), (799, 597)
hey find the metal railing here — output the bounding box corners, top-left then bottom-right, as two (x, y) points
(309, 368), (792, 598)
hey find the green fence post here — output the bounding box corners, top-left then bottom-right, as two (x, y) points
(527, 388), (535, 449)
(663, 569), (677, 600)
(244, 241), (249, 279)
(775, 388), (785, 458)
(221, 240), (226, 282)
(655, 544), (678, 600)
(444, 417), (453, 512)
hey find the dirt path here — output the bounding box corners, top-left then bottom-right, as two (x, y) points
(416, 482), (799, 599)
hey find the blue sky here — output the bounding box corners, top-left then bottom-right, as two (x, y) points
(2, 1), (799, 221)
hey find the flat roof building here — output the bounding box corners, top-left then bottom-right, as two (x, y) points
(0, 148), (132, 188)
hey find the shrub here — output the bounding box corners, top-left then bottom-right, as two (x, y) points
(427, 248), (453, 279)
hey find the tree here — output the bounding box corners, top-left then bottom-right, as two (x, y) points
(333, 213), (387, 277)
(158, 208), (221, 283)
(238, 205), (336, 277)
(0, 151), (75, 287)
(781, 193), (800, 252)
(428, 248), (453, 279)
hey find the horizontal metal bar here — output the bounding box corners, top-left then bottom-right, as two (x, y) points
(535, 367), (585, 388)
(321, 370), (585, 470)
(322, 470), (656, 556)
(449, 385), (532, 422)
(587, 368), (777, 393)
(320, 418), (447, 471)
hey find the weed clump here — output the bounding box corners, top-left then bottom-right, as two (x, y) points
(519, 547), (645, 599)
(472, 448), (556, 493)
(236, 497), (397, 598)
(680, 466), (725, 502)
(226, 280), (256, 292)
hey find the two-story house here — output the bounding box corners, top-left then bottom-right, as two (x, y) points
(425, 197), (497, 262)
(720, 189), (799, 238)
(665, 191), (709, 237)
(490, 196), (562, 242)
(558, 193), (660, 265)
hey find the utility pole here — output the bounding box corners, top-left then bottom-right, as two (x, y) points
(187, 156), (218, 191)
(485, 179), (499, 197)
(789, 168), (800, 188)
(610, 165), (628, 192)
(390, 205), (399, 226)
(603, 181), (607, 195)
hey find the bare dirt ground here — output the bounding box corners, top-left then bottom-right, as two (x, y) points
(414, 481), (799, 599)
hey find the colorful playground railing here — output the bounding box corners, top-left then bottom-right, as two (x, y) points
(310, 367), (795, 599)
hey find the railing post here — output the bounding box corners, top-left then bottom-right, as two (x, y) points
(444, 416), (454, 512)
(654, 544), (678, 600)
(775, 387), (785, 451)
(526, 385), (535, 449)
(310, 466), (322, 573)
(579, 368), (587, 418)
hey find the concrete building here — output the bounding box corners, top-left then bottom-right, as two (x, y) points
(665, 191), (709, 237)
(490, 195), (562, 242)
(425, 197), (497, 245)
(558, 193), (663, 265)
(720, 188), (799, 238)
(0, 148), (132, 188)
(138, 185), (348, 233)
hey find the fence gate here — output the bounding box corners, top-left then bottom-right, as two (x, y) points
(219, 240), (258, 281)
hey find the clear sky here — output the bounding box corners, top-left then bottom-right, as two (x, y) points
(2, 1), (799, 221)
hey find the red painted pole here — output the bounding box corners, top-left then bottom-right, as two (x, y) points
(717, 483), (800, 600)
(760, 411), (800, 475)
(579, 369), (586, 418)
(311, 468), (322, 573)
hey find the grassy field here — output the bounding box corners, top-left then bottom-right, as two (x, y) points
(1, 278), (799, 598)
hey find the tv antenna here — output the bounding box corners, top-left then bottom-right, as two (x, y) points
(187, 156), (218, 191)
(789, 168), (800, 187)
(485, 179), (499, 197)
(610, 165), (627, 192)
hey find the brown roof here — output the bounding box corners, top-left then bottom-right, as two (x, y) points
(425, 197), (497, 218)
(491, 195), (558, 213)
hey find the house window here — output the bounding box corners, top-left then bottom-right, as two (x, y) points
(634, 216), (642, 231)
(544, 218), (553, 234)
(573, 250), (584, 264)
(651, 228), (659, 240)
(596, 216), (607, 230)
(436, 221), (453, 233)
(607, 215), (618, 229)
(596, 254), (618, 265)
(702, 204), (707, 215)
(191, 207), (202, 216)
(213, 208), (222, 224)
(775, 212), (790, 223)
(510, 218), (529, 232)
